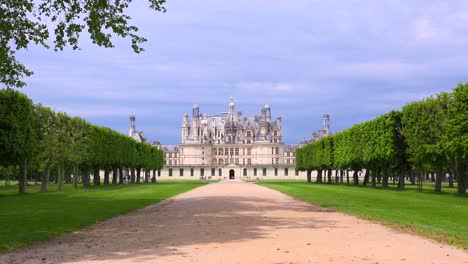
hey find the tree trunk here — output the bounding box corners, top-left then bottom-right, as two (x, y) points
(435, 169), (443, 192)
(382, 169), (389, 188)
(363, 169), (369, 187)
(346, 170), (350, 184)
(41, 158), (52, 192)
(18, 159), (28, 193)
(104, 167), (110, 185)
(57, 160), (65, 191)
(448, 170), (454, 188)
(340, 170), (343, 184)
(112, 166), (118, 184)
(352, 170), (358, 185)
(144, 170), (149, 183)
(327, 169), (332, 184)
(430, 172), (435, 182)
(119, 167), (124, 184)
(398, 169), (405, 190)
(73, 166), (79, 189)
(409, 170), (415, 185)
(130, 168), (136, 183)
(371, 168), (376, 188)
(335, 170), (339, 184)
(306, 170), (311, 183)
(82, 167), (90, 188)
(317, 170), (322, 183)
(93, 166), (100, 186)
(151, 169), (157, 183)
(136, 168), (141, 183)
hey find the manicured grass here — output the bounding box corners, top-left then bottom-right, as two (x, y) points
(258, 180), (468, 250)
(0, 181), (208, 253)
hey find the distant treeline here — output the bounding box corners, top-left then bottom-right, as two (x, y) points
(296, 83), (468, 194)
(0, 89), (164, 193)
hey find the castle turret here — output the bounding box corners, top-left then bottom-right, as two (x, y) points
(182, 113), (189, 143)
(128, 113), (136, 136)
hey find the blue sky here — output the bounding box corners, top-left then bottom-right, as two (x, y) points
(18, 0), (468, 144)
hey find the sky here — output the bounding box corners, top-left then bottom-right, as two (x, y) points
(18, 0), (468, 145)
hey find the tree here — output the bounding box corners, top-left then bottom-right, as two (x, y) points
(446, 83), (468, 193)
(1, 0), (166, 88)
(0, 89), (37, 193)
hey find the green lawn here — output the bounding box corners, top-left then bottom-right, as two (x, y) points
(0, 181), (208, 253)
(258, 180), (468, 250)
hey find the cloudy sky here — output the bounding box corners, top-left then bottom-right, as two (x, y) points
(18, 0), (468, 144)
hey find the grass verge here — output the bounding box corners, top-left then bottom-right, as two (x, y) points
(0, 181), (207, 253)
(258, 180), (468, 250)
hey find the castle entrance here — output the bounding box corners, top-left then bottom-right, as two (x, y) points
(229, 169), (235, 180)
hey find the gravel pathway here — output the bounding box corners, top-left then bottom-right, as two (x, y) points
(1, 180), (467, 264)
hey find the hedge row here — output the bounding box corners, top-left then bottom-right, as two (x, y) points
(296, 83), (468, 194)
(0, 89), (164, 193)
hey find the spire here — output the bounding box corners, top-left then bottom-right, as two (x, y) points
(228, 96), (235, 122)
(129, 113), (136, 136)
(323, 114), (330, 134)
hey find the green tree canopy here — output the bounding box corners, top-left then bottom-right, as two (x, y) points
(1, 0), (166, 88)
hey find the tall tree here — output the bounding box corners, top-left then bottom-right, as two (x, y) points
(1, 0), (166, 88)
(0, 89), (37, 193)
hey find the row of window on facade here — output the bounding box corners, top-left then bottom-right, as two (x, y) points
(167, 167), (299, 177)
(165, 149), (293, 159)
(165, 158), (296, 166)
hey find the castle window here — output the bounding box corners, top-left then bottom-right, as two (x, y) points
(262, 168), (267, 176)
(230, 148), (234, 156)
(287, 159), (290, 165)
(190, 168), (194, 177)
(235, 158), (239, 165)
(218, 158), (223, 165)
(247, 131), (252, 137)
(225, 159), (229, 165)
(158, 170), (161, 177)
(225, 148), (228, 155)
(213, 148), (217, 155)
(254, 168), (257, 176)
(235, 148), (239, 155)
(169, 160), (172, 165)
(169, 169), (173, 176)
(179, 169), (184, 176)
(243, 168), (247, 176)
(274, 168), (278, 176)
(275, 147), (279, 155)
(200, 169), (204, 177)
(211, 168), (215, 176)
(219, 169), (222, 176)
(247, 140), (251, 144)
(284, 168), (289, 176)
(242, 158), (245, 165)
(219, 148), (223, 155)
(295, 169), (299, 176)
(247, 158), (251, 165)
(247, 148), (252, 155)
(274, 130), (278, 136)
(276, 158), (279, 164)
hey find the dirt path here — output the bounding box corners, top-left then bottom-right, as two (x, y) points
(1, 180), (467, 264)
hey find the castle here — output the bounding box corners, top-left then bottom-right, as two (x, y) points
(129, 97), (331, 180)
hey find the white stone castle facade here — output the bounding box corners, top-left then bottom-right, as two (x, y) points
(129, 97), (331, 180)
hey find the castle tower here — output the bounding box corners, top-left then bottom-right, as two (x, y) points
(323, 114), (331, 135)
(192, 104), (200, 141)
(128, 113), (136, 136)
(182, 113), (189, 143)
